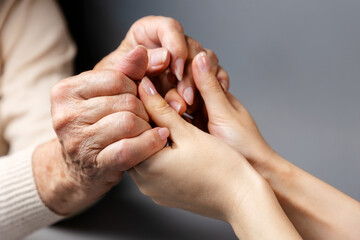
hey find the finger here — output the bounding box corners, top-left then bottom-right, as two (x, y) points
(147, 48), (171, 76)
(138, 76), (189, 140)
(203, 48), (230, 93)
(95, 45), (149, 81)
(61, 70), (138, 99)
(88, 111), (151, 149)
(97, 127), (169, 171)
(81, 94), (149, 123)
(176, 64), (196, 106)
(164, 88), (187, 115)
(216, 66), (230, 92)
(176, 48), (219, 106)
(192, 52), (231, 113)
(113, 45), (149, 81)
(131, 16), (188, 81)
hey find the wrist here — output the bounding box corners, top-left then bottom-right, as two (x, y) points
(32, 139), (103, 216)
(226, 169), (271, 238)
(227, 169), (301, 239)
(251, 151), (294, 186)
(220, 155), (267, 222)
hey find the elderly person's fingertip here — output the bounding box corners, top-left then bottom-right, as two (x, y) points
(149, 48), (169, 67)
(174, 58), (184, 81)
(156, 127), (170, 140)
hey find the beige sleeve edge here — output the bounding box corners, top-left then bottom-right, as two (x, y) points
(0, 146), (63, 239)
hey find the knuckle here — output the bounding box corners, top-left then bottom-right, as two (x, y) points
(78, 70), (93, 79)
(148, 131), (162, 149)
(165, 17), (183, 32)
(115, 141), (133, 170)
(123, 94), (140, 112)
(51, 79), (72, 103)
(154, 100), (173, 115)
(52, 112), (74, 133)
(206, 49), (219, 65)
(186, 38), (203, 58)
(52, 106), (81, 133)
(63, 136), (82, 160)
(206, 80), (223, 93)
(120, 111), (138, 133)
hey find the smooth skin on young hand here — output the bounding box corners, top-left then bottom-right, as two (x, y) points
(128, 76), (302, 240)
(178, 51), (360, 239)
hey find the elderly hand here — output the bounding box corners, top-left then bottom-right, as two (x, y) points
(35, 46), (168, 216)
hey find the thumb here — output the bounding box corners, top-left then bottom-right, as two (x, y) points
(192, 52), (231, 113)
(113, 45), (149, 81)
(138, 77), (189, 140)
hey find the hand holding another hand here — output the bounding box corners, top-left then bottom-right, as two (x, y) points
(35, 47), (168, 215)
(34, 16), (227, 217)
(128, 52), (301, 239)
(190, 52), (276, 167)
(95, 16), (228, 113)
(129, 76), (259, 222)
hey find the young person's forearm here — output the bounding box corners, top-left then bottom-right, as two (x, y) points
(255, 154), (360, 239)
(229, 174), (302, 240)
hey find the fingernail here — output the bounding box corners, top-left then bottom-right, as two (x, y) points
(157, 127), (170, 140)
(150, 49), (168, 67)
(169, 101), (181, 113)
(174, 58), (184, 81)
(197, 52), (210, 73)
(141, 77), (157, 95)
(183, 87), (194, 105)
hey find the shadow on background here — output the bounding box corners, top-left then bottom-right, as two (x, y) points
(53, 174), (236, 240)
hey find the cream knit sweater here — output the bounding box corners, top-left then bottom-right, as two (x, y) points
(0, 0), (76, 239)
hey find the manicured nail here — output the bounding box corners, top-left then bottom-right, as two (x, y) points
(150, 49), (168, 67)
(141, 77), (157, 95)
(197, 52), (210, 73)
(169, 101), (181, 113)
(174, 58), (184, 81)
(183, 87), (194, 105)
(157, 127), (170, 140)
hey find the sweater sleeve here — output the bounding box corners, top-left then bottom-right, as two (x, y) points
(0, 0), (76, 239)
(0, 146), (63, 239)
(0, 0), (76, 154)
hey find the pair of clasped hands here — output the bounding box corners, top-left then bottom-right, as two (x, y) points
(46, 16), (301, 239)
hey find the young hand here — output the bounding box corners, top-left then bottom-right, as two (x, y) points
(189, 51), (275, 166)
(128, 77), (301, 240)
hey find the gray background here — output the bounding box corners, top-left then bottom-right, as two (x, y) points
(26, 0), (360, 239)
